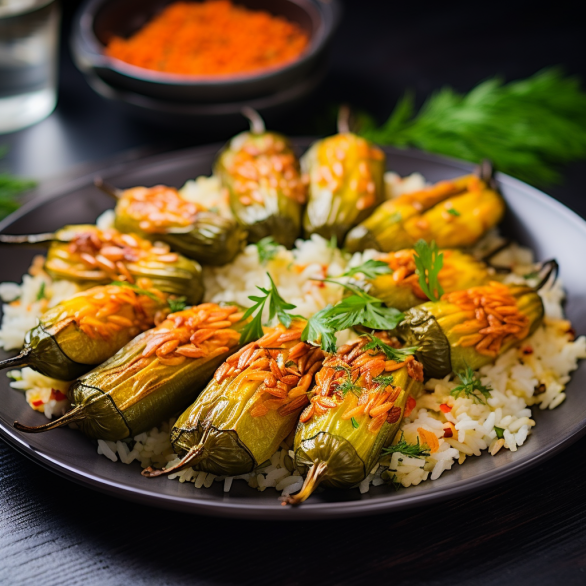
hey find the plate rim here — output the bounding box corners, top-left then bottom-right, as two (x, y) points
(1, 142), (586, 520)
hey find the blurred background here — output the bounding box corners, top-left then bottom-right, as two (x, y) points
(1, 0), (585, 191)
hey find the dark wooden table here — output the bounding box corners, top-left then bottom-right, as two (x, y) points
(2, 1), (585, 584)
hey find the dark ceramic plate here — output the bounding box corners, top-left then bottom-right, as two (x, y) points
(1, 143), (585, 520)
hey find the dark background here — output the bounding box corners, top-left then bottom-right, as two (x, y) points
(1, 1), (586, 584)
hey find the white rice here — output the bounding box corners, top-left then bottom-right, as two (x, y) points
(2, 172), (584, 499)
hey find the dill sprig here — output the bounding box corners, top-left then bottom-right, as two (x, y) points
(361, 68), (586, 186)
(340, 259), (392, 280)
(333, 364), (362, 398)
(382, 433), (430, 459)
(450, 366), (493, 404)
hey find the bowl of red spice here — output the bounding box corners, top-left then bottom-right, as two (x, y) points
(72, 0), (340, 103)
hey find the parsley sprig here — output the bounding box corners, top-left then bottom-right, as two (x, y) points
(450, 366), (493, 404)
(301, 285), (404, 353)
(362, 333), (419, 362)
(340, 259), (392, 280)
(382, 433), (430, 459)
(254, 236), (280, 265)
(413, 239), (444, 302)
(239, 273), (301, 345)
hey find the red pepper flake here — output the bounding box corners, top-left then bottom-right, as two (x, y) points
(522, 346), (533, 355)
(31, 399), (44, 407)
(404, 396), (417, 418)
(439, 403), (452, 413)
(443, 424), (454, 438)
(50, 389), (67, 402)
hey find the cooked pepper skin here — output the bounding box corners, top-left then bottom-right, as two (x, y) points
(13, 304), (248, 440)
(368, 249), (490, 312)
(215, 131), (306, 248)
(0, 285), (168, 380)
(292, 346), (424, 496)
(345, 174), (505, 253)
(44, 224), (205, 304)
(166, 328), (323, 477)
(113, 186), (246, 266)
(70, 304), (248, 440)
(302, 133), (386, 243)
(396, 283), (544, 378)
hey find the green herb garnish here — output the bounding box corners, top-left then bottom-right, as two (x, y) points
(450, 366), (493, 404)
(254, 236), (280, 266)
(351, 417), (360, 429)
(372, 373), (395, 391)
(340, 259), (392, 280)
(382, 433), (430, 459)
(168, 297), (187, 313)
(524, 270), (539, 280)
(110, 281), (160, 301)
(413, 239), (444, 302)
(447, 207), (461, 217)
(333, 364), (362, 397)
(0, 147), (37, 221)
(240, 273), (300, 345)
(494, 426), (505, 439)
(36, 282), (46, 301)
(301, 287), (404, 352)
(360, 69), (586, 186)
(362, 333), (419, 362)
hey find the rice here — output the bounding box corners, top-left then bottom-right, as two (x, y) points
(1, 172), (584, 500)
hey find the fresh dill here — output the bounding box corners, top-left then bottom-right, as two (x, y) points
(382, 434), (430, 459)
(333, 364), (362, 397)
(372, 373), (395, 391)
(447, 207), (461, 217)
(413, 239), (444, 302)
(360, 69), (586, 186)
(351, 417), (360, 429)
(450, 366), (493, 404)
(494, 426), (505, 439)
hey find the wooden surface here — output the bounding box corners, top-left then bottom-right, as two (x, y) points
(1, 1), (586, 584)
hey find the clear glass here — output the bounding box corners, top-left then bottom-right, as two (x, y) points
(0, 0), (60, 134)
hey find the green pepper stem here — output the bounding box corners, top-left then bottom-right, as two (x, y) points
(94, 177), (123, 200)
(0, 350), (30, 372)
(13, 405), (84, 433)
(283, 461), (328, 506)
(141, 444), (205, 478)
(0, 233), (55, 247)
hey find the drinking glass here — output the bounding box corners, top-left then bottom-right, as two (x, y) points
(0, 0), (60, 134)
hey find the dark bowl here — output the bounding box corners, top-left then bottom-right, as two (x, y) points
(71, 0), (340, 103)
